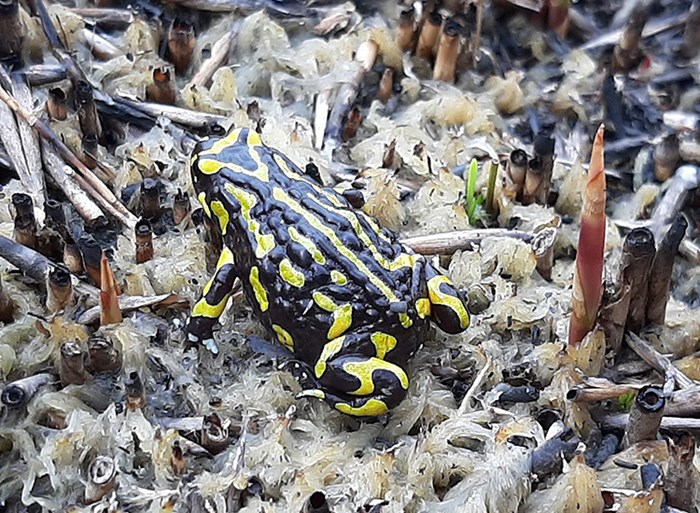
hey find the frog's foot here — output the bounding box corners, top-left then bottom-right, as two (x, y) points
(279, 359), (319, 389)
(184, 316), (219, 355)
(298, 354), (409, 417)
(298, 389), (397, 417)
(185, 247), (238, 356)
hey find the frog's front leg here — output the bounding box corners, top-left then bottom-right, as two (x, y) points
(298, 340), (410, 417)
(423, 262), (470, 335)
(185, 247), (237, 355)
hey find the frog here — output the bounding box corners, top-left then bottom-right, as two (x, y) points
(185, 126), (471, 417)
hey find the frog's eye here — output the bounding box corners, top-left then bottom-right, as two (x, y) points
(192, 137), (210, 157)
(209, 124), (226, 136)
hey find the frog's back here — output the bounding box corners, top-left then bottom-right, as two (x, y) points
(192, 128), (430, 363)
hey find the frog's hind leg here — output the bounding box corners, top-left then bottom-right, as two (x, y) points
(298, 353), (409, 417)
(424, 262), (470, 335)
(185, 247), (237, 355)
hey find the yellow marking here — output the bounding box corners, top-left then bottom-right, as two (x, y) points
(192, 298), (226, 318)
(240, 140), (269, 182)
(192, 261), (233, 319)
(258, 234), (276, 255)
(249, 266), (268, 312)
(246, 129), (262, 146)
(273, 324), (294, 351)
(312, 292), (336, 312)
(329, 304), (352, 339)
(198, 158), (225, 175)
(362, 213), (393, 243)
(370, 332), (397, 359)
(199, 131), (239, 155)
(314, 337), (345, 378)
(272, 154), (301, 180)
(336, 399), (389, 417)
(280, 259), (305, 288)
(344, 359), (409, 396)
(299, 389), (326, 399)
(272, 187), (405, 306)
(416, 298), (431, 319)
(224, 184), (275, 258)
(273, 153), (385, 225)
(428, 276), (470, 330)
(198, 128), (257, 157)
(289, 227), (326, 264)
(197, 192), (211, 217)
(331, 270), (347, 285)
(312, 292), (353, 339)
(217, 247), (235, 265)
(322, 189), (346, 208)
(210, 200), (230, 234)
(201, 248), (235, 297)
(273, 154), (341, 209)
(199, 128), (269, 181)
(306, 194), (416, 273)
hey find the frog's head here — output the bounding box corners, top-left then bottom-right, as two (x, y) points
(190, 126), (265, 181)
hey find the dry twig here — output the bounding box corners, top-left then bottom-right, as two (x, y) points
(323, 39), (378, 154)
(401, 229), (535, 255)
(187, 21), (240, 89)
(41, 142), (105, 225)
(0, 75), (136, 227)
(625, 332), (695, 390)
(602, 413), (700, 435)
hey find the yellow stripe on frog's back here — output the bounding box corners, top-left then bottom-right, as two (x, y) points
(273, 186), (411, 328)
(197, 192), (211, 217)
(273, 324), (294, 351)
(312, 291), (353, 340)
(249, 266), (268, 312)
(280, 258), (305, 288)
(272, 153), (346, 209)
(224, 183), (275, 258)
(289, 226), (326, 264)
(305, 194), (418, 273)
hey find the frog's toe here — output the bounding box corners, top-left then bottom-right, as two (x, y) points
(279, 359), (318, 388)
(201, 337), (219, 355)
(184, 319), (220, 355)
(185, 332), (220, 355)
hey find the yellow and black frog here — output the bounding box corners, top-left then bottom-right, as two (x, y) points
(185, 126), (470, 417)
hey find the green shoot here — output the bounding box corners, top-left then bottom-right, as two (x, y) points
(464, 158), (484, 225)
(617, 390), (636, 412)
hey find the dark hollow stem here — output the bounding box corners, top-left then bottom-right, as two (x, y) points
(302, 491), (331, 513)
(135, 219), (154, 264)
(665, 434), (697, 511)
(59, 340), (88, 386)
(622, 385), (665, 448)
(621, 227), (656, 332)
(645, 214), (687, 326)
